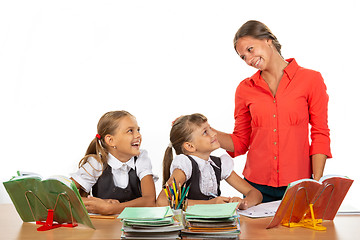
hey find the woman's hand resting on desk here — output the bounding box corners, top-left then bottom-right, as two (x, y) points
(230, 197), (249, 210)
(82, 196), (119, 215)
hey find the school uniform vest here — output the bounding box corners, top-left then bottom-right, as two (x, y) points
(92, 157), (142, 202)
(185, 155), (222, 200)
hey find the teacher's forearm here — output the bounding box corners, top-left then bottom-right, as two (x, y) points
(213, 129), (234, 152)
(311, 154), (327, 181)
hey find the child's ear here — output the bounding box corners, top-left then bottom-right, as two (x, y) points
(183, 142), (196, 153)
(104, 134), (114, 147)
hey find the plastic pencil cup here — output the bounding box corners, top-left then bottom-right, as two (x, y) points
(172, 208), (184, 225)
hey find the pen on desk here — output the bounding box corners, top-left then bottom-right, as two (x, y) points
(209, 192), (218, 198)
(89, 214), (117, 219)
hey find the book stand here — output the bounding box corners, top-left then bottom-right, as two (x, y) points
(281, 184), (334, 231)
(25, 190), (78, 231)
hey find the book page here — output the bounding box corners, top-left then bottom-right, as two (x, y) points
(237, 200), (281, 218)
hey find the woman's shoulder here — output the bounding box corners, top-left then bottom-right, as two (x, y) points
(297, 66), (321, 76)
(296, 66), (324, 86)
(235, 71), (261, 93)
(289, 58), (322, 77)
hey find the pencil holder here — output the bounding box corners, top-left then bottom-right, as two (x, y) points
(172, 208), (184, 225)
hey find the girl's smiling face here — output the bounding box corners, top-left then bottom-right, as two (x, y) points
(235, 36), (274, 71)
(107, 115), (141, 162)
(188, 121), (220, 160)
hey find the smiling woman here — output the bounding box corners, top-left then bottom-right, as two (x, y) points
(213, 20), (331, 203)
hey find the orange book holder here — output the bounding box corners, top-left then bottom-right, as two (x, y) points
(280, 184), (336, 231)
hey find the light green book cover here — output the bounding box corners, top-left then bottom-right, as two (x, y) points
(3, 172), (94, 229)
(185, 202), (238, 219)
(118, 206), (173, 220)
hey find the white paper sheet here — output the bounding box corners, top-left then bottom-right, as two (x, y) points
(237, 200), (281, 218)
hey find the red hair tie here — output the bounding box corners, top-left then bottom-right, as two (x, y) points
(172, 116), (182, 126)
(96, 134), (101, 140)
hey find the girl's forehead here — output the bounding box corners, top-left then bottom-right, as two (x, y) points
(192, 121), (209, 130)
(117, 115), (138, 127)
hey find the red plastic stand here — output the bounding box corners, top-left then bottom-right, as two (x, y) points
(36, 209), (78, 231)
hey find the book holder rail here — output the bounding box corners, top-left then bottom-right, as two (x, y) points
(25, 190), (78, 231)
(281, 184), (335, 231)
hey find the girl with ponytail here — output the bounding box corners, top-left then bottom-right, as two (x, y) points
(71, 110), (156, 215)
(157, 113), (262, 209)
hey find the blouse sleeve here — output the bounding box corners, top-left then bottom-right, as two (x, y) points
(219, 154), (234, 180)
(70, 157), (102, 193)
(308, 72), (332, 158)
(228, 81), (252, 157)
(170, 154), (193, 181)
(135, 149), (155, 181)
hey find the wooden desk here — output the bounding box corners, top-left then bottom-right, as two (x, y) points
(1, 204), (359, 240)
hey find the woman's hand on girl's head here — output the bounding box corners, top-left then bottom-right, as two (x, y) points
(229, 197), (249, 210)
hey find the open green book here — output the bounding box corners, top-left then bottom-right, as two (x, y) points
(3, 171), (94, 229)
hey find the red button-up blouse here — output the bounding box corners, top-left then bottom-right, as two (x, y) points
(228, 58), (332, 187)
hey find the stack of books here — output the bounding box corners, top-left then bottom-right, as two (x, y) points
(118, 206), (183, 239)
(181, 202), (240, 239)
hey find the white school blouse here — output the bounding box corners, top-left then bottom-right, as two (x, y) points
(170, 154), (234, 196)
(71, 149), (155, 193)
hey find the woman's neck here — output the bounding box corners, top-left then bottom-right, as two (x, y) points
(262, 55), (288, 81)
(261, 55), (288, 96)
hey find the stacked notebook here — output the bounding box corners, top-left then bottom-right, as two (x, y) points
(181, 202), (240, 239)
(118, 206), (183, 239)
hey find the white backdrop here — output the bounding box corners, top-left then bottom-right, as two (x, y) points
(1, 0), (359, 211)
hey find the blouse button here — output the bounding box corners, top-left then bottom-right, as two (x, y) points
(274, 142), (277, 145)
(273, 100), (276, 103)
(273, 114), (276, 118)
(273, 129), (277, 132)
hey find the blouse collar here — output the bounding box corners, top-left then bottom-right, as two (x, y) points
(107, 153), (135, 170)
(189, 155), (220, 169)
(250, 58), (299, 85)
